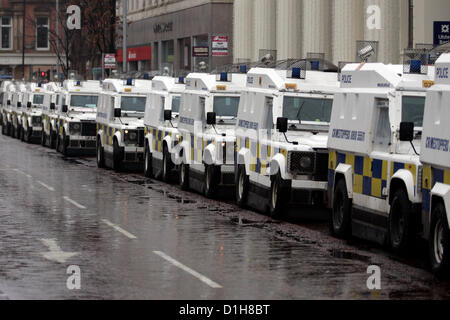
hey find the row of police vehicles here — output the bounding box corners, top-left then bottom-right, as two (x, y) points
(1, 52), (450, 277)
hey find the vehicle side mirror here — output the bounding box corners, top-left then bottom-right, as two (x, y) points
(17, 102), (21, 108)
(62, 104), (68, 113)
(277, 117), (288, 133)
(27, 101), (32, 109)
(164, 109), (172, 121)
(206, 112), (216, 125)
(114, 108), (121, 118)
(50, 103), (55, 110)
(399, 122), (414, 142)
(7, 100), (10, 106)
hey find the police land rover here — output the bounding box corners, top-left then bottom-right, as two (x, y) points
(172, 72), (246, 198)
(235, 60), (340, 217)
(56, 80), (101, 156)
(10, 82), (27, 139)
(1, 81), (14, 136)
(96, 78), (151, 171)
(420, 52), (450, 276)
(20, 82), (46, 143)
(143, 76), (184, 179)
(327, 58), (435, 252)
(41, 82), (62, 148)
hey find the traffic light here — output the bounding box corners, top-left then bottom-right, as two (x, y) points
(40, 71), (46, 79)
(46, 69), (50, 81)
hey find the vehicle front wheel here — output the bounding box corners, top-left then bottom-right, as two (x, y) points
(389, 189), (413, 253)
(144, 146), (153, 178)
(96, 139), (105, 168)
(61, 132), (68, 156)
(236, 165), (249, 208)
(49, 127), (56, 149)
(330, 178), (352, 238)
(268, 172), (290, 218)
(179, 162), (189, 190)
(162, 145), (173, 182)
(204, 165), (219, 199)
(429, 202), (450, 278)
(41, 126), (46, 146)
(112, 139), (122, 171)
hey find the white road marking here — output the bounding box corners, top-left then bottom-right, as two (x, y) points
(101, 219), (137, 239)
(153, 251), (223, 289)
(37, 180), (55, 192)
(63, 196), (87, 210)
(13, 168), (27, 176)
(39, 238), (79, 263)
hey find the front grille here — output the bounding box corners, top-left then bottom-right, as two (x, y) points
(81, 122), (97, 137)
(137, 128), (145, 147)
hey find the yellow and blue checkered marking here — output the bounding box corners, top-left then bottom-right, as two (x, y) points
(97, 123), (121, 146)
(328, 151), (416, 200)
(422, 165), (450, 214)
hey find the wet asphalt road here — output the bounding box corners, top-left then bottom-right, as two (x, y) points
(0, 133), (449, 300)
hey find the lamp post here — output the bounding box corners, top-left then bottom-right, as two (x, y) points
(22, 0), (26, 80)
(122, 0), (127, 74)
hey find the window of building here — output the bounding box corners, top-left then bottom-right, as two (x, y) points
(0, 17), (12, 50)
(36, 17), (49, 50)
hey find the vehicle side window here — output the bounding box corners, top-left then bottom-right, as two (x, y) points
(262, 97), (274, 134)
(374, 99), (391, 151)
(199, 96), (206, 123)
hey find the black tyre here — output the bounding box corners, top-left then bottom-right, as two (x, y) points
(179, 162), (189, 190)
(330, 178), (352, 238)
(56, 131), (61, 152)
(268, 172), (290, 218)
(112, 139), (122, 171)
(389, 189), (413, 253)
(144, 145), (153, 178)
(61, 131), (68, 156)
(49, 127), (56, 149)
(236, 165), (249, 208)
(6, 122), (11, 136)
(162, 145), (173, 182)
(20, 126), (25, 142)
(96, 138), (105, 168)
(429, 202), (450, 278)
(204, 165), (219, 198)
(41, 126), (46, 146)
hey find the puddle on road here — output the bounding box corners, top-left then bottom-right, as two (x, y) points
(329, 248), (371, 263)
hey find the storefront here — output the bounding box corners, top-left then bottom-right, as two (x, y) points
(117, 45), (152, 73)
(119, 0), (233, 76)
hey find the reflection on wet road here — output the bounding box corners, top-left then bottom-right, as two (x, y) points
(0, 134), (449, 299)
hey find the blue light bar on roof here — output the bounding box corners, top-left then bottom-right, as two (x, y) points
(220, 72), (228, 82)
(178, 76), (185, 84)
(310, 61), (320, 71)
(291, 68), (301, 79)
(239, 65), (247, 73)
(76, 80), (81, 86)
(143, 73), (149, 80)
(126, 78), (133, 86)
(410, 60), (421, 74)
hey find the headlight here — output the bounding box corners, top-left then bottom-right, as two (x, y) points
(32, 116), (42, 125)
(288, 151), (315, 174)
(69, 122), (81, 134)
(299, 156), (312, 169)
(124, 130), (137, 143)
(221, 142), (226, 148)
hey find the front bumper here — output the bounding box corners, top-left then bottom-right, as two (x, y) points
(121, 146), (144, 163)
(290, 179), (328, 206)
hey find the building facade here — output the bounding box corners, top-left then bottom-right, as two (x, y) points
(0, 0), (59, 80)
(116, 0), (233, 75)
(233, 0), (450, 65)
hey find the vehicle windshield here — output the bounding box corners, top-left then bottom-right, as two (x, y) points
(33, 94), (44, 105)
(213, 96), (240, 117)
(283, 96), (333, 124)
(70, 95), (98, 108)
(402, 96), (425, 128)
(172, 95), (181, 113)
(120, 96), (146, 113)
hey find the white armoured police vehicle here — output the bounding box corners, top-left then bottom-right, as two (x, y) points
(20, 83), (46, 143)
(235, 61), (340, 217)
(172, 72), (246, 198)
(41, 82), (62, 148)
(96, 78), (151, 171)
(10, 83), (26, 139)
(143, 76), (184, 178)
(56, 80), (101, 156)
(420, 53), (450, 276)
(1, 81), (14, 136)
(327, 59), (434, 252)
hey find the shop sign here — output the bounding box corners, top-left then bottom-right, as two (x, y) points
(193, 46), (209, 57)
(212, 36), (228, 56)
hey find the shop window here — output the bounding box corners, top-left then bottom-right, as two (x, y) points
(0, 17), (12, 50)
(36, 17), (49, 50)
